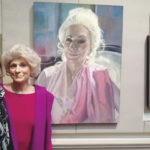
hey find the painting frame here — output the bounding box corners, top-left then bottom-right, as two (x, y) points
(34, 2), (123, 124)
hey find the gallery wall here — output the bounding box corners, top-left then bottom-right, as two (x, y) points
(0, 0), (1, 34)
(1, 0), (150, 149)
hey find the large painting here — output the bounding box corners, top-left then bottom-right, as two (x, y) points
(34, 2), (123, 124)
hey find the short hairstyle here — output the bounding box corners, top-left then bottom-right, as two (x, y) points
(57, 7), (105, 62)
(2, 44), (41, 77)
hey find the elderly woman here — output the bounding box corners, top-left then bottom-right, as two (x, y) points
(1, 44), (54, 150)
(36, 7), (120, 124)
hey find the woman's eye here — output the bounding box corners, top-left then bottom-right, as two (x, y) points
(20, 63), (27, 67)
(66, 38), (72, 43)
(78, 39), (86, 44)
(10, 64), (16, 68)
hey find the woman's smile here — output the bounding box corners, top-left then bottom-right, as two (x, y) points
(15, 73), (24, 78)
(68, 52), (80, 57)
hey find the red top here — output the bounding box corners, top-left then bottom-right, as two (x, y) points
(4, 88), (36, 150)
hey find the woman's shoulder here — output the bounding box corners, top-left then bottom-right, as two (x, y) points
(87, 63), (111, 81)
(43, 62), (64, 72)
(34, 84), (48, 92)
(88, 63), (107, 72)
(35, 84), (54, 98)
(34, 85), (54, 111)
(41, 62), (65, 76)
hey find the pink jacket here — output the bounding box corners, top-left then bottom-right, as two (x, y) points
(1, 84), (54, 150)
(60, 67), (117, 123)
(36, 62), (119, 124)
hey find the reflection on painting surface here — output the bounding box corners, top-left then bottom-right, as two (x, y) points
(34, 2), (123, 124)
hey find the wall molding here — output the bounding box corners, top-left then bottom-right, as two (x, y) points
(52, 136), (150, 149)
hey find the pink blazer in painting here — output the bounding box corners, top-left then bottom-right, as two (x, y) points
(36, 62), (120, 124)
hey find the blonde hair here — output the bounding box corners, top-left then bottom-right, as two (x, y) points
(2, 44), (41, 77)
(57, 7), (105, 62)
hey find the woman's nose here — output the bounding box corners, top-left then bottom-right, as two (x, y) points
(69, 41), (77, 50)
(16, 66), (21, 72)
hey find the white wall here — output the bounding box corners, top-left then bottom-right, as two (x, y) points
(1, 0), (150, 149)
(0, 2), (1, 47)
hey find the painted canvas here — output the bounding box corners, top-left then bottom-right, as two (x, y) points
(34, 2), (123, 124)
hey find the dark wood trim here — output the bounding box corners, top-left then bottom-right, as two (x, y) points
(147, 35), (150, 107)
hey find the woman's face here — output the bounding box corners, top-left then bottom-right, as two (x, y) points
(9, 57), (31, 84)
(64, 24), (91, 64)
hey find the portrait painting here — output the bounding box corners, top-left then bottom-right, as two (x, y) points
(34, 2), (123, 124)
